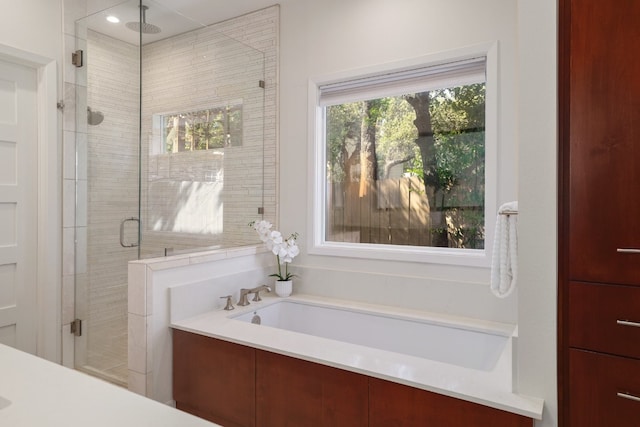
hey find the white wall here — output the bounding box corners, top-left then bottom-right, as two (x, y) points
(517, 1), (558, 427)
(0, 0), (63, 362)
(0, 1), (63, 63)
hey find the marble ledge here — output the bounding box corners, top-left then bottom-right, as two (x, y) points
(130, 245), (267, 271)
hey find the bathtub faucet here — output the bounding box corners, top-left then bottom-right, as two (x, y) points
(249, 284), (271, 302)
(237, 285), (271, 306)
(237, 288), (252, 306)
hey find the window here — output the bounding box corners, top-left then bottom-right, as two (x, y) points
(147, 103), (242, 236)
(161, 104), (242, 153)
(310, 46), (497, 265)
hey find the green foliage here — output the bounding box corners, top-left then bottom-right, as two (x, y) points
(164, 105), (242, 152)
(324, 82), (486, 249)
(429, 84), (486, 248)
(376, 97), (420, 176)
(326, 102), (361, 182)
(363, 98), (390, 126)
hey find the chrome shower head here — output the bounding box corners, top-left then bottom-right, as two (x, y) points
(125, 5), (161, 34)
(87, 107), (104, 126)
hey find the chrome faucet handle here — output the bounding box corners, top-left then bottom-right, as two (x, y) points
(251, 285), (272, 302)
(237, 288), (251, 306)
(220, 295), (234, 311)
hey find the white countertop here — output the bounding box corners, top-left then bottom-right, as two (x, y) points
(171, 294), (544, 420)
(0, 344), (218, 427)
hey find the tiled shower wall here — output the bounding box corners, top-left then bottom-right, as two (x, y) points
(215, 6), (279, 229)
(61, 1), (280, 382)
(140, 6), (278, 256)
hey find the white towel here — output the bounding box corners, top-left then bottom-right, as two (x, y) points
(490, 201), (518, 298)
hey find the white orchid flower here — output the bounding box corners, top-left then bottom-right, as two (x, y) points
(266, 230), (283, 255)
(283, 239), (299, 262)
(253, 220), (273, 242)
(250, 219), (300, 281)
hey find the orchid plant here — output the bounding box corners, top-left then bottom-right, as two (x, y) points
(251, 220), (300, 281)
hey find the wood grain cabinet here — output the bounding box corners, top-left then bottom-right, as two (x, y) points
(256, 350), (368, 427)
(563, 0), (640, 287)
(369, 378), (532, 427)
(173, 330), (366, 427)
(568, 282), (640, 359)
(173, 330), (256, 427)
(173, 330), (532, 427)
(559, 0), (640, 425)
(569, 349), (640, 427)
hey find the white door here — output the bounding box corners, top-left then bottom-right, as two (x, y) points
(0, 58), (38, 353)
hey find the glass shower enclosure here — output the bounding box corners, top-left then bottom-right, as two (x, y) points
(74, 0), (265, 386)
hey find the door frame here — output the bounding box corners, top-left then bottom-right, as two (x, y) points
(0, 44), (60, 363)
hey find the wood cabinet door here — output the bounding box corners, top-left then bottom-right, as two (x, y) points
(568, 281), (640, 358)
(569, 349), (640, 427)
(567, 0), (640, 285)
(173, 330), (256, 427)
(256, 350), (368, 427)
(369, 378), (532, 427)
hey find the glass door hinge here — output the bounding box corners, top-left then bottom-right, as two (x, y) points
(70, 319), (83, 337)
(72, 50), (84, 68)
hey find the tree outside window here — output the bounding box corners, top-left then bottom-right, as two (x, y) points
(324, 83), (485, 249)
(163, 104), (242, 153)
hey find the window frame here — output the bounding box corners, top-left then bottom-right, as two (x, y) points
(307, 43), (499, 267)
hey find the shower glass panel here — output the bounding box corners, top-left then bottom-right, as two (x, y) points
(74, 0), (265, 386)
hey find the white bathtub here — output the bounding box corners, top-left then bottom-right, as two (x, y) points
(230, 299), (509, 372)
(170, 294), (543, 419)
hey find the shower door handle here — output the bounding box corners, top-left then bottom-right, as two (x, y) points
(120, 217), (140, 248)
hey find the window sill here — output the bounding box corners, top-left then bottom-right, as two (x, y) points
(308, 241), (489, 268)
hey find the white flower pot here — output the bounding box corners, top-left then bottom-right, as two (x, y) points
(275, 280), (292, 297)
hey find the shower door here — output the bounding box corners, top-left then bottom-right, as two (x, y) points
(73, 0), (265, 387)
(73, 7), (142, 385)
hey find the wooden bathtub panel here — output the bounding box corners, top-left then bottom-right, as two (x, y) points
(173, 330), (255, 427)
(172, 330), (535, 426)
(369, 378), (533, 427)
(256, 349), (368, 427)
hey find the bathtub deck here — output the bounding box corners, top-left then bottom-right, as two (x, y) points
(170, 294), (544, 420)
